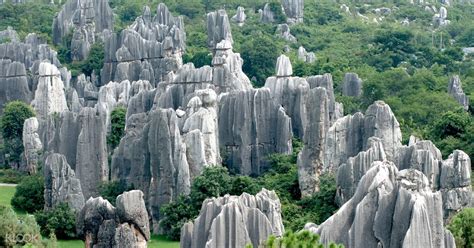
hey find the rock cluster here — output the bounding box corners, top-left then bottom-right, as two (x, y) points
(282, 0), (304, 23)
(181, 189), (284, 248)
(207, 10), (233, 50)
(276, 24), (297, 43)
(260, 3), (275, 23)
(306, 161), (457, 248)
(342, 73), (363, 97)
(101, 4), (185, 86)
(448, 75), (469, 111)
(22, 117), (43, 174)
(77, 190), (150, 248)
(43, 153), (84, 213)
(53, 0), (114, 61)
(231, 7), (246, 26)
(0, 26), (19, 42)
(433, 6), (450, 26)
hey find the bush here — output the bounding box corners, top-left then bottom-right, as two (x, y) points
(0, 101), (35, 167)
(99, 180), (134, 205)
(107, 106), (127, 150)
(11, 174), (44, 213)
(80, 42), (104, 76)
(0, 169), (26, 183)
(265, 230), (344, 248)
(448, 208), (474, 248)
(190, 166), (232, 210)
(160, 196), (195, 241)
(35, 203), (77, 239)
(0, 206), (43, 247)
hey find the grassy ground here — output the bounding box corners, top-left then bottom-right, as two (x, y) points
(0, 185), (180, 248)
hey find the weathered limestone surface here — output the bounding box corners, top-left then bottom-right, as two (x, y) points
(207, 10), (233, 50)
(102, 4), (185, 86)
(218, 89), (292, 176)
(342, 73), (362, 97)
(282, 0), (304, 23)
(32, 62), (69, 119)
(448, 75), (469, 111)
(307, 161), (456, 248)
(180, 189), (284, 248)
(22, 117), (43, 174)
(260, 3), (275, 23)
(43, 153), (84, 213)
(276, 24), (297, 43)
(77, 190), (150, 248)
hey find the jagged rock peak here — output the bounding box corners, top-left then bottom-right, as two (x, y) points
(77, 190), (150, 248)
(43, 153), (84, 213)
(448, 75), (469, 111)
(32, 62), (69, 119)
(180, 188), (284, 248)
(342, 73), (363, 97)
(231, 6), (246, 26)
(297, 46), (316, 63)
(307, 161), (456, 248)
(276, 54), (293, 77)
(22, 117), (43, 174)
(276, 24), (297, 42)
(260, 3), (275, 23)
(282, 0), (304, 23)
(207, 9), (233, 50)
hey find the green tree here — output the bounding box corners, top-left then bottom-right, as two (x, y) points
(190, 166), (232, 210)
(99, 180), (134, 206)
(35, 203), (77, 239)
(160, 196), (195, 240)
(1, 101), (36, 166)
(431, 110), (471, 139)
(107, 106), (127, 150)
(448, 208), (474, 248)
(11, 174), (44, 213)
(0, 206), (43, 247)
(265, 230), (344, 248)
(80, 42), (105, 76)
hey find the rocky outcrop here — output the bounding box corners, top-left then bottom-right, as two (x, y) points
(207, 10), (233, 50)
(101, 4), (185, 86)
(231, 7), (246, 26)
(260, 3), (275, 23)
(275, 54), (293, 77)
(433, 6), (450, 27)
(323, 101), (402, 172)
(43, 153), (84, 213)
(307, 73), (342, 122)
(448, 75), (469, 111)
(276, 24), (297, 43)
(282, 0), (304, 23)
(31, 62), (69, 119)
(297, 46), (316, 63)
(181, 189), (284, 248)
(52, 0), (114, 60)
(22, 117), (43, 174)
(307, 161), (456, 248)
(0, 26), (19, 42)
(77, 190), (150, 248)
(218, 89), (292, 176)
(342, 73), (362, 97)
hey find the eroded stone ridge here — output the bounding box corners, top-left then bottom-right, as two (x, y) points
(448, 75), (469, 111)
(180, 189), (284, 248)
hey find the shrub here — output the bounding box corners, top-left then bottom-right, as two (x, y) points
(190, 166), (232, 210)
(35, 203), (77, 239)
(107, 106), (127, 150)
(0, 101), (35, 167)
(0, 206), (43, 247)
(160, 196), (195, 241)
(0, 168), (26, 183)
(265, 230), (344, 248)
(11, 174), (44, 213)
(448, 208), (474, 248)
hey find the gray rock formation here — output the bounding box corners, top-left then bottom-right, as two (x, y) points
(433, 6), (450, 27)
(52, 0), (114, 60)
(77, 190), (150, 248)
(282, 0), (304, 23)
(307, 161), (456, 248)
(307, 74), (341, 122)
(44, 153), (84, 213)
(342, 73), (362, 97)
(102, 4), (185, 86)
(448, 75), (469, 111)
(207, 9), (233, 50)
(297, 87), (331, 196)
(275, 54), (293, 77)
(336, 137), (386, 205)
(276, 24), (297, 43)
(440, 150), (472, 219)
(0, 26), (19, 43)
(260, 3), (275, 23)
(231, 7), (246, 26)
(22, 117), (43, 174)
(180, 189), (284, 248)
(323, 101), (402, 172)
(31, 62), (69, 119)
(297, 46), (315, 63)
(218, 89), (292, 175)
